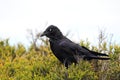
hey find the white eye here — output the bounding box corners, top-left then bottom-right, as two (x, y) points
(49, 28), (52, 32)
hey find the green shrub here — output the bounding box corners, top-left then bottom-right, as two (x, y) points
(0, 38), (120, 80)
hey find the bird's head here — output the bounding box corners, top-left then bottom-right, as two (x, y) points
(41, 25), (63, 40)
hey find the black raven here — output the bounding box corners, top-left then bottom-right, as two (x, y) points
(41, 25), (110, 68)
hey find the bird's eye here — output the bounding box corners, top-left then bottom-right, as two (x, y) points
(49, 28), (52, 32)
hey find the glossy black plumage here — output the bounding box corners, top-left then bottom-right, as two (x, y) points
(41, 25), (110, 68)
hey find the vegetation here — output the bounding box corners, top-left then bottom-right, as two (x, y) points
(0, 31), (120, 80)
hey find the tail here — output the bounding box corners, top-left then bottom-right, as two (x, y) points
(90, 51), (108, 56)
(81, 46), (109, 56)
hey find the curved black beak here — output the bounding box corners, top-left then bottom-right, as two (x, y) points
(40, 31), (47, 37)
(40, 33), (44, 37)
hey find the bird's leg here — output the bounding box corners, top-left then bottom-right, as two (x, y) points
(63, 58), (71, 68)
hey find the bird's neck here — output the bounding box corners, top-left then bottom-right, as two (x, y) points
(50, 33), (64, 41)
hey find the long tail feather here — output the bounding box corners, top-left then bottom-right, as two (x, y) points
(90, 51), (108, 56)
(81, 46), (108, 56)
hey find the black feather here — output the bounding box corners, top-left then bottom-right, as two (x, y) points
(41, 25), (110, 68)
(81, 46), (109, 56)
